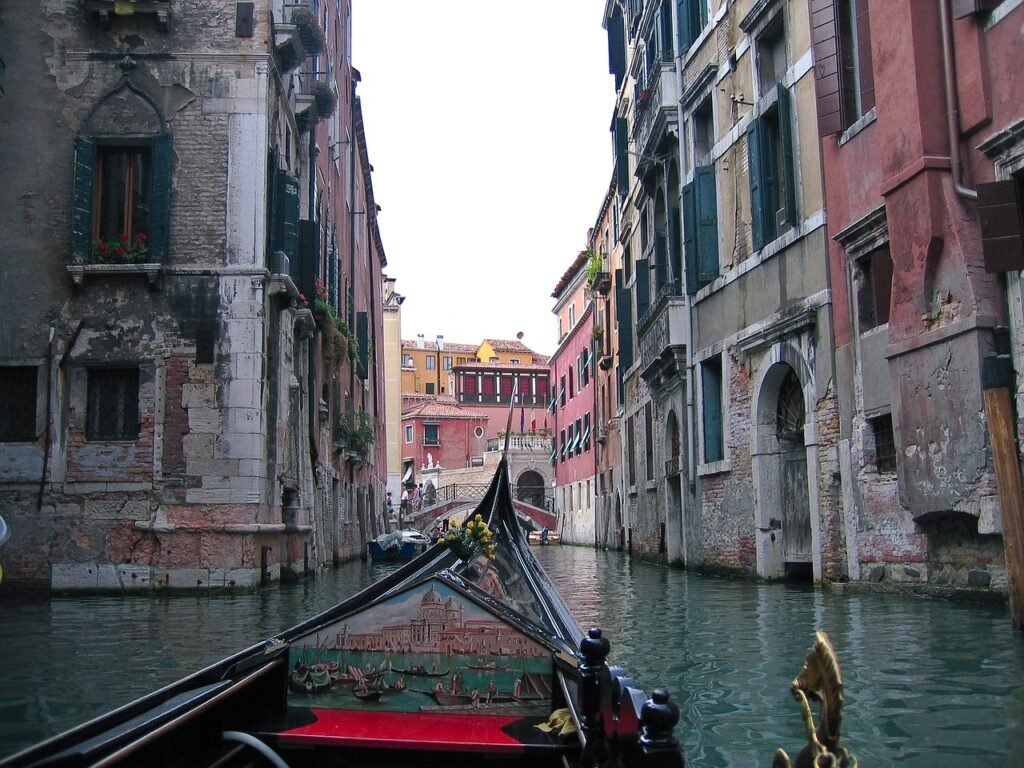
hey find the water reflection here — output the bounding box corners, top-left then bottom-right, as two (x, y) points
(1, 549), (1023, 766)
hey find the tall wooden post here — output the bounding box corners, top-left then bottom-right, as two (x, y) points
(982, 356), (1024, 631)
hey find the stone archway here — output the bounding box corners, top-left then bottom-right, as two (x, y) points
(751, 344), (820, 581)
(515, 470), (546, 508)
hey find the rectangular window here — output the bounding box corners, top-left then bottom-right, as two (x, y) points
(87, 367), (140, 441)
(501, 375), (514, 398)
(423, 423), (440, 446)
(701, 357), (724, 463)
(509, 358), (520, 365)
(463, 374), (477, 395)
(425, 355), (436, 371)
(683, 165), (719, 292)
(537, 377), (549, 397)
(871, 414), (896, 473)
(560, 429), (567, 463)
(857, 244), (893, 331)
(403, 355), (414, 367)
(0, 366), (37, 442)
(747, 84), (796, 251)
(425, 382), (435, 395)
(693, 98), (714, 167)
(405, 425), (413, 443)
(569, 366), (575, 399)
(443, 356), (452, 370)
(559, 375), (566, 407)
(583, 412), (591, 451)
(482, 375), (495, 396)
(95, 146), (152, 246)
(756, 14), (786, 96)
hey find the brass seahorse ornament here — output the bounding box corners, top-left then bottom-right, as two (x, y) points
(772, 631), (858, 768)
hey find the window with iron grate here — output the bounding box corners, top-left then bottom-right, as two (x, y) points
(87, 367), (139, 441)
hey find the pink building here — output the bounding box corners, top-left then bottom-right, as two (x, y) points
(401, 395), (488, 481)
(550, 252), (598, 545)
(815, 0), (1024, 588)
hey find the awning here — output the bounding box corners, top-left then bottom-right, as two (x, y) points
(402, 465), (413, 482)
(549, 448), (557, 465)
(582, 426), (591, 445)
(569, 432), (581, 453)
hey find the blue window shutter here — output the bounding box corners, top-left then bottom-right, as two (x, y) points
(682, 180), (698, 294)
(615, 117), (630, 194)
(747, 118), (764, 251)
(615, 269), (634, 370)
(777, 83), (797, 227)
(695, 165), (719, 284)
(72, 137), (96, 263)
(635, 257), (650, 324)
(669, 205), (682, 290)
(148, 133), (173, 262)
(702, 362), (723, 462)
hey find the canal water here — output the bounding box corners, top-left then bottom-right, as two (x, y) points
(1, 546), (1022, 766)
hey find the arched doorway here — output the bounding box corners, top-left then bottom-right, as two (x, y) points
(751, 351), (818, 581)
(516, 470), (546, 508)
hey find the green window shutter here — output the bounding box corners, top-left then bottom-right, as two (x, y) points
(695, 165), (719, 284)
(615, 269), (634, 371)
(747, 118), (765, 251)
(635, 257), (650, 324)
(297, 219), (319, 299)
(72, 137), (96, 263)
(702, 361), (723, 462)
(654, 233), (668, 292)
(148, 133), (173, 262)
(356, 310), (369, 379)
(328, 229), (338, 309)
(607, 9), (626, 90)
(615, 118), (630, 194)
(777, 83), (797, 227)
(669, 205), (682, 291)
(677, 0), (691, 53)
(660, 0), (674, 58)
(682, 180), (698, 294)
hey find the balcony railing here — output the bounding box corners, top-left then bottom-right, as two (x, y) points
(486, 433), (553, 453)
(665, 456), (681, 477)
(633, 60), (678, 159)
(638, 289), (687, 377)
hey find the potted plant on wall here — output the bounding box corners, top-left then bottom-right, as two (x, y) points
(336, 410), (376, 462)
(309, 80), (337, 121)
(290, 7), (326, 56)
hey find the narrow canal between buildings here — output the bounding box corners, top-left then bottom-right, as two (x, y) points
(1, 546), (1022, 766)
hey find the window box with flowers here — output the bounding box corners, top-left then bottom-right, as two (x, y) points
(67, 132), (171, 290)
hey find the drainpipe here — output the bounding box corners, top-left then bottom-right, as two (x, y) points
(938, 0), (977, 201)
(37, 327), (56, 511)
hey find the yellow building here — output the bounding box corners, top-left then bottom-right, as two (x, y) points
(401, 335), (478, 395)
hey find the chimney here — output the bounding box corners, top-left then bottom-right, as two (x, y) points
(417, 334), (425, 349)
(436, 335), (445, 351)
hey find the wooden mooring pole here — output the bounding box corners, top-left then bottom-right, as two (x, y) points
(982, 355), (1024, 632)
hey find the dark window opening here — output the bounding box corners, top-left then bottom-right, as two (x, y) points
(423, 423), (440, 446)
(0, 366), (37, 442)
(857, 244), (893, 331)
(701, 357), (724, 463)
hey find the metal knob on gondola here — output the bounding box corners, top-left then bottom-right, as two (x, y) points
(637, 689), (684, 768)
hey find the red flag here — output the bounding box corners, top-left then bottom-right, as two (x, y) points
(530, 409), (537, 431)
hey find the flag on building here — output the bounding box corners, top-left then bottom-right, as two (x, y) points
(530, 408), (537, 432)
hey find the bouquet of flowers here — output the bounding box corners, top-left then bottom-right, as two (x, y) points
(441, 514), (496, 562)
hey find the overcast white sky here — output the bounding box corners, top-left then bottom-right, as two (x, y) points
(353, 2), (614, 357)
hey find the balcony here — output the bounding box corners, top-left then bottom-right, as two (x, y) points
(638, 287), (687, 394)
(633, 60), (678, 161)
